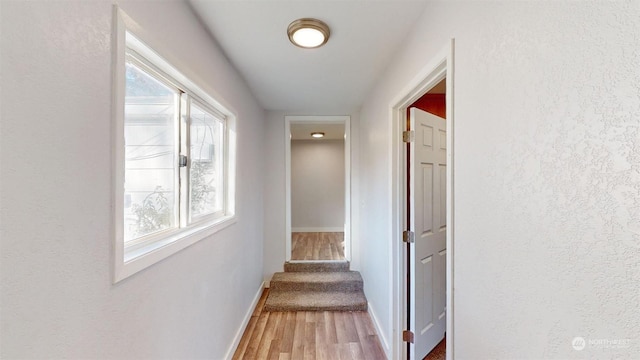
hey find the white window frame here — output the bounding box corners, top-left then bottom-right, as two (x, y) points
(113, 8), (236, 282)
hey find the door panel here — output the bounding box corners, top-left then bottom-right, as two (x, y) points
(436, 249), (447, 321)
(422, 124), (433, 147)
(422, 164), (434, 235)
(439, 165), (447, 230)
(410, 107), (446, 359)
(420, 255), (434, 336)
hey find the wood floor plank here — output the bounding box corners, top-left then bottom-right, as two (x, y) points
(267, 339), (282, 360)
(315, 311), (327, 346)
(307, 233), (315, 259)
(349, 342), (365, 359)
(305, 311), (315, 323)
(243, 311), (270, 359)
(317, 343), (339, 360)
(232, 315), (258, 359)
(334, 312), (347, 344)
(233, 289), (386, 360)
(304, 320), (316, 360)
(342, 312), (360, 343)
(352, 311), (377, 337)
(256, 311), (280, 359)
(290, 312), (306, 359)
(253, 288), (269, 316)
(323, 311), (338, 344)
(365, 335), (387, 359)
(279, 312), (296, 354)
(234, 289), (270, 358)
(338, 343), (355, 360)
(352, 311), (387, 360)
(315, 341), (330, 360)
(272, 312), (287, 343)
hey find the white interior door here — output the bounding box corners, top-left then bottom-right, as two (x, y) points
(409, 107), (446, 359)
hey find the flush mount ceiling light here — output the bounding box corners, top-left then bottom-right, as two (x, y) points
(287, 18), (330, 49)
(311, 132), (325, 138)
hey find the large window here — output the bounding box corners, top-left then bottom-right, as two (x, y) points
(114, 22), (235, 282)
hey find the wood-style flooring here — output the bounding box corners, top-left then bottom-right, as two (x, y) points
(423, 336), (445, 360)
(291, 232), (345, 261)
(233, 289), (386, 360)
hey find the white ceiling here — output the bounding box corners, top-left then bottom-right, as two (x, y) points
(290, 123), (344, 140)
(188, 0), (429, 113)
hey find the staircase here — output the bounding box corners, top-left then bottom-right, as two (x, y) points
(264, 261), (367, 312)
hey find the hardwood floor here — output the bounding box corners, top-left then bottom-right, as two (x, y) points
(423, 336), (445, 360)
(233, 289), (386, 360)
(291, 232), (345, 261)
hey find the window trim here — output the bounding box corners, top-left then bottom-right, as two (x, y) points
(113, 7), (237, 283)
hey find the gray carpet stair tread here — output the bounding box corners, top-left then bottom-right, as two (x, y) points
(264, 290), (368, 312)
(271, 271), (362, 283)
(269, 261), (366, 312)
(270, 271), (363, 291)
(284, 261), (350, 272)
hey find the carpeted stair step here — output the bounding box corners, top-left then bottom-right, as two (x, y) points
(284, 261), (350, 273)
(265, 261), (367, 312)
(270, 271), (363, 292)
(263, 290), (367, 312)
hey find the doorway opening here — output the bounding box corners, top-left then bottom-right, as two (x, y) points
(391, 40), (454, 360)
(284, 116), (351, 263)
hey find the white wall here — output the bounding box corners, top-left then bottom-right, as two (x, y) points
(358, 1), (640, 358)
(291, 140), (345, 230)
(263, 111), (287, 281)
(0, 1), (265, 358)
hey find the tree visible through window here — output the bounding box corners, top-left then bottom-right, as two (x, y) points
(124, 60), (178, 241)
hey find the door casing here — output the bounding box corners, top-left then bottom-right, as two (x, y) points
(390, 39), (455, 360)
(284, 115), (351, 263)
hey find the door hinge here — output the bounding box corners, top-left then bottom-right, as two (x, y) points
(402, 130), (414, 143)
(403, 230), (415, 243)
(402, 330), (415, 343)
(179, 155), (188, 167)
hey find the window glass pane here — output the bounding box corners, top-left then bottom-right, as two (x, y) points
(124, 60), (178, 241)
(189, 102), (224, 219)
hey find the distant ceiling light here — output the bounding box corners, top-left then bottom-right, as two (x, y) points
(311, 132), (325, 138)
(287, 18), (330, 49)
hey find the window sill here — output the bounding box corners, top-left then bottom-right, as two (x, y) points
(114, 215), (236, 283)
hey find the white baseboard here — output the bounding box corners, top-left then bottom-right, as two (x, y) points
(368, 302), (391, 359)
(224, 281), (265, 360)
(291, 227), (344, 232)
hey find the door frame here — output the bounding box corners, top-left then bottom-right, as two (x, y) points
(284, 115), (351, 262)
(390, 40), (455, 360)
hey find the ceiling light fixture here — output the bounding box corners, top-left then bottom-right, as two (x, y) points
(287, 18), (330, 49)
(311, 132), (325, 138)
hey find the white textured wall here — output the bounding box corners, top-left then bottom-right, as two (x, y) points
(263, 111), (287, 281)
(0, 1), (265, 358)
(358, 1), (640, 358)
(291, 140), (345, 229)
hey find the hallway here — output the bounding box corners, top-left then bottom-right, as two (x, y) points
(2, 1), (638, 359)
